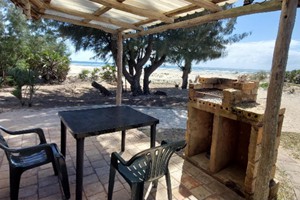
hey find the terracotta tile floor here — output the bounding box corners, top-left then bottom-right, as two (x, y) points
(0, 124), (244, 200)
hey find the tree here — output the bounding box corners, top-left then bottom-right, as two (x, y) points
(166, 11), (248, 89)
(0, 0), (70, 85)
(122, 35), (167, 95)
(57, 7), (246, 94)
(0, 0), (70, 82)
(0, 0), (71, 105)
(58, 24), (165, 95)
(0, 0), (29, 81)
(122, 36), (151, 95)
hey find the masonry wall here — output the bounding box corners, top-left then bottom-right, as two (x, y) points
(185, 78), (285, 199)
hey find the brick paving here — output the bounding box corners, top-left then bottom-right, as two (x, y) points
(0, 106), (245, 200)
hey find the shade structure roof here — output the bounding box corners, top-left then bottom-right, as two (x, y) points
(9, 0), (289, 38)
(6, 1), (300, 199)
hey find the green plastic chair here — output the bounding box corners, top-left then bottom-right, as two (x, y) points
(0, 126), (70, 200)
(108, 140), (186, 200)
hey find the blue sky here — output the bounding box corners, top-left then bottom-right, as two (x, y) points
(70, 7), (300, 71)
(198, 10), (300, 71)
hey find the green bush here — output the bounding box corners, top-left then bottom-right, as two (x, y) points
(90, 68), (100, 81)
(28, 50), (70, 84)
(78, 69), (90, 81)
(260, 82), (269, 89)
(100, 65), (116, 83)
(9, 60), (31, 87)
(3, 76), (16, 87)
(55, 62), (70, 82)
(8, 64), (38, 106)
(0, 77), (3, 88)
(0, 0), (71, 87)
(285, 70), (300, 84)
(250, 70), (268, 81)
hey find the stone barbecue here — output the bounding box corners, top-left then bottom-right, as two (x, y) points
(185, 77), (285, 199)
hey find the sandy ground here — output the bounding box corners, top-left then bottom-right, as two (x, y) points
(0, 65), (299, 133)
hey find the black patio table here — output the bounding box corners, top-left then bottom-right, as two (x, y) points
(58, 106), (159, 200)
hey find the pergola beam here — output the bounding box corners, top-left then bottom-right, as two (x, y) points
(82, 7), (111, 23)
(118, 4), (200, 32)
(90, 0), (174, 23)
(185, 0), (222, 12)
(82, 0), (126, 23)
(47, 4), (143, 31)
(29, 0), (43, 9)
(43, 14), (117, 34)
(124, 0), (283, 38)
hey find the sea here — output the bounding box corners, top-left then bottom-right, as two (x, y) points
(71, 61), (264, 75)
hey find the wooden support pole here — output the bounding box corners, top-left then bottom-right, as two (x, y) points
(253, 0), (298, 199)
(116, 32), (123, 106)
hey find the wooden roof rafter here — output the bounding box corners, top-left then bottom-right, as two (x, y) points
(185, 0), (223, 12)
(46, 4), (143, 31)
(124, 0), (283, 38)
(81, 0), (126, 24)
(17, 0), (144, 33)
(90, 0), (175, 24)
(118, 1), (226, 32)
(119, 4), (203, 32)
(43, 13), (118, 34)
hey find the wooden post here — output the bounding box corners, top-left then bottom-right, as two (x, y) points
(253, 0), (298, 199)
(116, 32), (123, 105)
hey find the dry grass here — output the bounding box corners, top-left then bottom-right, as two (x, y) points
(277, 132), (300, 199)
(276, 167), (297, 200)
(280, 132), (300, 160)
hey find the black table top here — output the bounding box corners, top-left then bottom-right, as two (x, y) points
(58, 106), (159, 139)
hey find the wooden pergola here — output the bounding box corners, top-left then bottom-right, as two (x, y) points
(8, 0), (299, 199)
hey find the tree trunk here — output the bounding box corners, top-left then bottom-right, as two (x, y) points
(28, 85), (34, 107)
(122, 36), (153, 95)
(131, 74), (143, 96)
(15, 85), (25, 106)
(143, 55), (166, 94)
(253, 0), (297, 199)
(1, 70), (5, 80)
(181, 59), (192, 89)
(143, 74), (150, 95)
(123, 60), (143, 96)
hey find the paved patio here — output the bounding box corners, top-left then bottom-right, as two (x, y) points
(0, 106), (249, 199)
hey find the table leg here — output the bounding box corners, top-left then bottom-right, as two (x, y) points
(121, 130), (125, 152)
(150, 124), (156, 148)
(61, 121), (67, 157)
(76, 138), (85, 200)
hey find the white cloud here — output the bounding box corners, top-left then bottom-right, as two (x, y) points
(69, 39), (300, 71)
(198, 40), (300, 71)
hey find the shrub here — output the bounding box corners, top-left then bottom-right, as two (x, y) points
(100, 65), (117, 83)
(8, 63), (39, 106)
(260, 82), (269, 89)
(0, 77), (3, 88)
(285, 70), (300, 84)
(28, 50), (70, 84)
(294, 74), (300, 84)
(250, 70), (268, 81)
(78, 69), (90, 81)
(90, 68), (100, 81)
